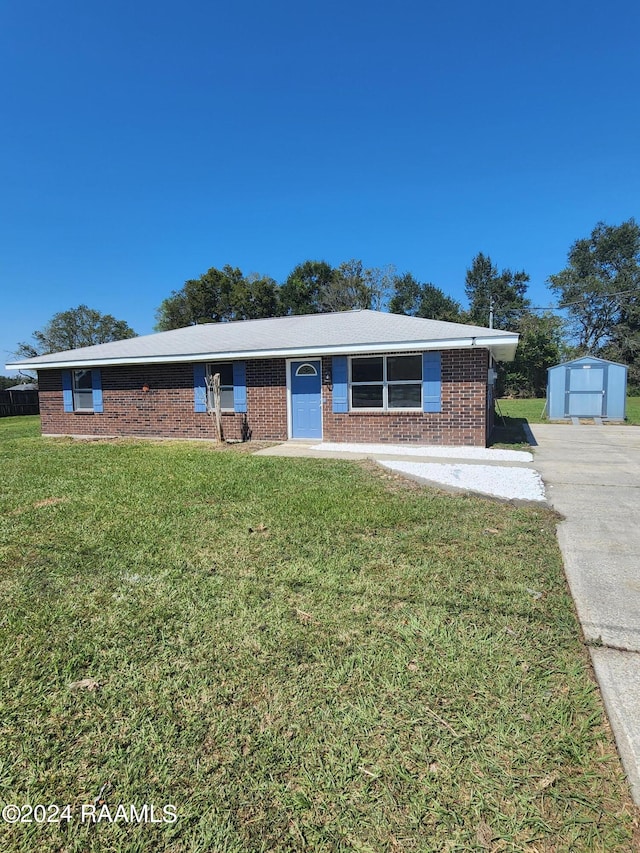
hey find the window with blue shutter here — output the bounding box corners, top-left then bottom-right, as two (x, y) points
(422, 352), (441, 413)
(62, 369), (104, 412)
(195, 362), (247, 413)
(332, 356), (348, 413)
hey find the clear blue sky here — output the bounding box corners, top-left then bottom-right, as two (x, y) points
(2, 0), (639, 373)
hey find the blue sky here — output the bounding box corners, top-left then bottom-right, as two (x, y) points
(2, 0), (639, 373)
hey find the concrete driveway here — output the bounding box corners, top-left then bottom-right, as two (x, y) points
(530, 423), (640, 803)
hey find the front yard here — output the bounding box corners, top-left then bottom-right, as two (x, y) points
(0, 417), (637, 851)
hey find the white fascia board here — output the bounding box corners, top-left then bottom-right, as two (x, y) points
(8, 335), (518, 370)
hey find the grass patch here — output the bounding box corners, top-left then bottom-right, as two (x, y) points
(625, 396), (640, 425)
(490, 400), (548, 447)
(496, 398), (549, 425)
(0, 416), (637, 851)
(496, 397), (640, 426)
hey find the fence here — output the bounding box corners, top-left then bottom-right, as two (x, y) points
(0, 390), (40, 417)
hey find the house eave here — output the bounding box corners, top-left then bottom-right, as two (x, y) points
(6, 335), (518, 371)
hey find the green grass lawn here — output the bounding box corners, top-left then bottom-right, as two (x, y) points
(0, 417), (637, 851)
(625, 396), (640, 424)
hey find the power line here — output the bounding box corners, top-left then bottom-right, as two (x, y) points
(556, 288), (638, 310)
(498, 287), (639, 314)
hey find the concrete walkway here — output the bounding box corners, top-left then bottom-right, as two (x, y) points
(254, 440), (545, 501)
(253, 440), (532, 465)
(530, 423), (640, 804)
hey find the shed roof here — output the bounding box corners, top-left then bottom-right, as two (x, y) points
(6, 382), (38, 391)
(6, 310), (519, 370)
(548, 355), (628, 371)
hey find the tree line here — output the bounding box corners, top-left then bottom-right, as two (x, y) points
(12, 219), (640, 396)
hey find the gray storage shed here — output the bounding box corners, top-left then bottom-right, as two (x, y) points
(547, 356), (627, 420)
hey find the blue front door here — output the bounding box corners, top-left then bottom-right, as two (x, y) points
(291, 360), (322, 439)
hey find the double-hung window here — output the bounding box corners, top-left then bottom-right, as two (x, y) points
(194, 362), (246, 414)
(63, 368), (103, 413)
(207, 362), (234, 410)
(72, 369), (94, 410)
(350, 354), (422, 410)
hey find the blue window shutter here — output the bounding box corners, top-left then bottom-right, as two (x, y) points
(91, 369), (103, 413)
(62, 370), (73, 412)
(422, 352), (441, 413)
(233, 361), (247, 413)
(332, 356), (348, 413)
(194, 364), (207, 412)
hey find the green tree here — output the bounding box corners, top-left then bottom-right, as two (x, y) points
(325, 259), (389, 312)
(465, 252), (530, 331)
(155, 265), (247, 330)
(364, 264), (397, 311)
(230, 274), (281, 321)
(602, 286), (640, 390)
(501, 313), (565, 397)
(279, 259), (395, 315)
(17, 305), (136, 358)
(321, 259), (370, 311)
(279, 261), (334, 315)
(548, 219), (640, 353)
(417, 283), (461, 322)
(0, 375), (19, 390)
(389, 273), (421, 316)
(390, 273), (461, 321)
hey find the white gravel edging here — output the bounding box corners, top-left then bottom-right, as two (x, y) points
(380, 461), (546, 502)
(311, 441), (533, 462)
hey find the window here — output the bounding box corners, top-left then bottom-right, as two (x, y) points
(63, 368), (103, 413)
(207, 362), (234, 410)
(72, 369), (94, 410)
(194, 362), (246, 414)
(350, 354), (422, 410)
(295, 363), (318, 376)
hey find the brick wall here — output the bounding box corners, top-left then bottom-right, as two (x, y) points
(38, 360), (288, 442)
(38, 348), (491, 446)
(322, 349), (489, 446)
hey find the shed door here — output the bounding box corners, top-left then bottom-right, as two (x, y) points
(291, 361), (322, 439)
(565, 365), (606, 417)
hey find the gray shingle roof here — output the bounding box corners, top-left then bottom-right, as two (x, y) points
(6, 310), (518, 370)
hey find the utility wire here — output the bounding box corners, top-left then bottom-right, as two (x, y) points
(497, 287), (639, 314)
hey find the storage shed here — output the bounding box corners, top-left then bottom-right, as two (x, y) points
(547, 356), (627, 420)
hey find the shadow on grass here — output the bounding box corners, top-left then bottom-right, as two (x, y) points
(490, 415), (537, 448)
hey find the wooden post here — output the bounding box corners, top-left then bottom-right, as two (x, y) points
(205, 371), (224, 442)
(212, 372), (223, 442)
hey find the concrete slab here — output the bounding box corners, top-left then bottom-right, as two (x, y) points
(530, 425), (640, 651)
(530, 423), (640, 803)
(590, 648), (640, 804)
(254, 441), (534, 468)
(379, 459), (546, 502)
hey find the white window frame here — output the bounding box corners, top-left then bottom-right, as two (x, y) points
(206, 362), (234, 412)
(72, 369), (95, 412)
(349, 354), (423, 412)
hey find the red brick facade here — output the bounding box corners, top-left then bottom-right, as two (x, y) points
(321, 350), (490, 446)
(37, 348), (492, 446)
